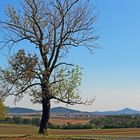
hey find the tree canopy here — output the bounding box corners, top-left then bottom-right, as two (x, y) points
(0, 0), (98, 134)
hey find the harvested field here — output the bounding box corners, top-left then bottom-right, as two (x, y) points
(49, 118), (90, 125)
(21, 116), (90, 125)
(0, 124), (37, 135)
(93, 128), (140, 136)
(1, 124), (140, 140)
(49, 128), (140, 136)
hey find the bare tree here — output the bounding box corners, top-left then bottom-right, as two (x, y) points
(0, 0), (98, 134)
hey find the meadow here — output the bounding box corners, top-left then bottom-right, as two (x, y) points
(1, 123), (140, 140)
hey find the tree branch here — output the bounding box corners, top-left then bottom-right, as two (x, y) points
(4, 83), (41, 98)
(51, 95), (83, 105)
(53, 62), (74, 70)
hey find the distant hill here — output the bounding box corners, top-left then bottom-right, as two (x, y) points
(51, 107), (81, 114)
(7, 106), (81, 114)
(7, 106), (140, 115)
(90, 108), (140, 115)
(7, 107), (38, 114)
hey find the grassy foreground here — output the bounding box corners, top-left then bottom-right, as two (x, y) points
(0, 124), (96, 140)
(1, 124), (140, 140)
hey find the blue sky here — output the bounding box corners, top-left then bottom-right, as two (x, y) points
(1, 0), (140, 111)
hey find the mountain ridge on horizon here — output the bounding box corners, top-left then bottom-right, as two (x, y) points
(7, 106), (140, 115)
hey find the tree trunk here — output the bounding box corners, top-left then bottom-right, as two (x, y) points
(39, 98), (50, 134)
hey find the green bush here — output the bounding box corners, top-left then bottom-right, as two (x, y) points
(90, 115), (140, 129)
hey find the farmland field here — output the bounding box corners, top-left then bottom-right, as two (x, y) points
(1, 124), (140, 140)
(21, 116), (90, 125)
(50, 117), (90, 125)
